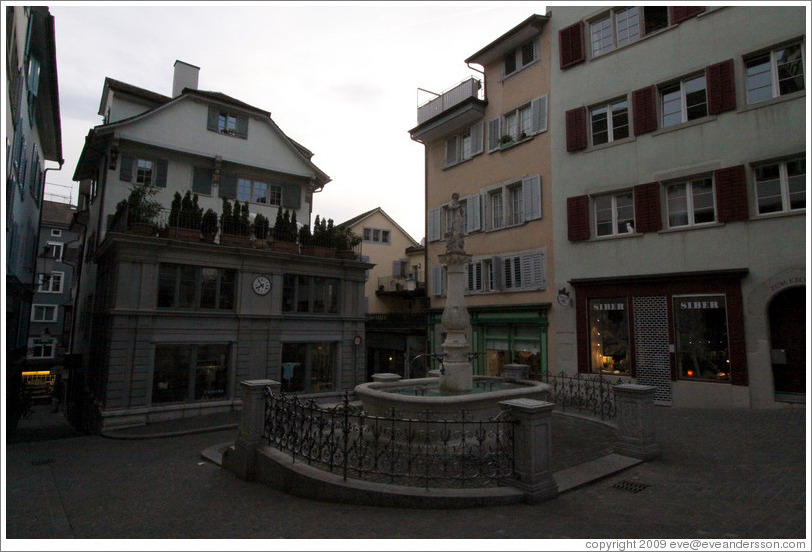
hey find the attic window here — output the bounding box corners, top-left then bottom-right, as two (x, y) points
(504, 39), (539, 78)
(207, 106), (248, 138)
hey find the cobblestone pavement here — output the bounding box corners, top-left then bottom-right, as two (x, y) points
(3, 405), (808, 543)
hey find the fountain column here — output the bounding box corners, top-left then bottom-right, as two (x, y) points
(438, 193), (473, 394)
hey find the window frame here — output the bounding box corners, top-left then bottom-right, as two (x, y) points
(588, 7), (670, 58)
(282, 274), (341, 314)
(38, 271), (64, 293)
(31, 304), (58, 322)
(660, 73), (708, 128)
(665, 176), (717, 228)
(27, 337), (56, 359)
(753, 155), (806, 215)
(362, 227), (391, 244)
(593, 191), (635, 237)
(236, 177), (278, 206)
(589, 97), (630, 146)
(157, 263), (236, 311)
(744, 40), (806, 105)
(673, 294), (731, 382)
(503, 38), (539, 78)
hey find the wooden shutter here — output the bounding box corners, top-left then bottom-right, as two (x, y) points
(281, 183), (301, 209)
(487, 118), (501, 153)
(490, 256), (503, 291)
(634, 182), (662, 233)
(466, 194), (482, 233)
(706, 59), (736, 115)
(392, 260), (402, 277)
(207, 106), (219, 131)
(504, 51), (517, 76)
(567, 195), (590, 241)
(632, 86), (658, 135)
(521, 251), (545, 289)
(192, 167), (213, 195)
(530, 95), (548, 135)
(235, 114), (249, 138)
(470, 121), (484, 156)
(522, 175), (542, 221)
(155, 159), (168, 188)
(715, 165), (748, 223)
(430, 266), (444, 297)
(119, 154), (133, 182)
(218, 173), (237, 199)
(565, 107), (587, 152)
(559, 21), (585, 69)
(427, 207), (441, 242)
(671, 6), (705, 25)
(445, 136), (459, 167)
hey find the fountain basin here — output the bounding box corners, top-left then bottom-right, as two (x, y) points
(355, 376), (550, 421)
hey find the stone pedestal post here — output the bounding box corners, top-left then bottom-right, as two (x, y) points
(438, 251), (473, 394)
(227, 379), (279, 481)
(613, 384), (660, 460)
(500, 398), (558, 503)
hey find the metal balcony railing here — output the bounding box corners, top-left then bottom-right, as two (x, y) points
(416, 77), (483, 125)
(377, 274), (425, 293)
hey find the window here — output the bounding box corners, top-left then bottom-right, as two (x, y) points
(363, 227), (391, 244)
(589, 298), (630, 375)
(666, 177), (715, 227)
(594, 192), (635, 236)
(487, 96), (547, 151)
(673, 295), (731, 382)
(236, 178), (277, 205)
(590, 98), (629, 145)
(489, 190), (504, 230)
(445, 122), (483, 167)
(754, 156), (806, 214)
(119, 155), (167, 187)
(745, 42), (805, 104)
(483, 175), (541, 231)
(38, 271), (64, 293)
(507, 184), (524, 226)
(661, 74), (707, 127)
(152, 344), (230, 404)
(50, 229), (62, 237)
(31, 304), (57, 322)
(282, 274), (340, 314)
(589, 7), (668, 58)
(484, 325), (542, 379)
(136, 159), (153, 185)
(504, 39), (538, 77)
(44, 241), (63, 261)
(157, 264), (235, 310)
(27, 337), (56, 359)
(207, 106), (248, 138)
(281, 342), (336, 393)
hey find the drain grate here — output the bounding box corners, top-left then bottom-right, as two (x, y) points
(30, 458), (55, 467)
(612, 480), (650, 493)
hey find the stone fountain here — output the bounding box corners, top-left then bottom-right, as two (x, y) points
(355, 192), (549, 420)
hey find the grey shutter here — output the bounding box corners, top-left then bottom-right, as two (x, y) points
(520, 251), (545, 290)
(445, 136), (459, 167)
(392, 260), (402, 277)
(491, 256), (503, 290)
(281, 183), (301, 208)
(27, 57), (41, 97)
(207, 106), (219, 131)
(236, 114), (248, 138)
(530, 95), (548, 135)
(465, 194), (481, 233)
(119, 154), (133, 182)
(487, 118), (501, 153)
(427, 207), (441, 242)
(219, 173), (237, 199)
(192, 167), (213, 195)
(470, 121), (484, 156)
(431, 266), (444, 297)
(523, 175), (542, 221)
(155, 159), (168, 188)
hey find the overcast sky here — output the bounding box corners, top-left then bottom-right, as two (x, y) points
(41, 1), (548, 242)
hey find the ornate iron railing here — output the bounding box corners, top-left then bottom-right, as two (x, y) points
(264, 390), (516, 489)
(544, 371), (624, 421)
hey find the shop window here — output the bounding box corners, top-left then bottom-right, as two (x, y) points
(484, 325), (542, 379)
(152, 344), (230, 404)
(673, 295), (731, 381)
(588, 298), (631, 375)
(281, 342), (336, 393)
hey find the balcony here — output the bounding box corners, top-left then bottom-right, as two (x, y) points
(409, 77), (486, 143)
(376, 274), (426, 298)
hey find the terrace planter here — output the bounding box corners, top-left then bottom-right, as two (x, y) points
(336, 250), (357, 260)
(301, 245), (336, 258)
(220, 234), (251, 248)
(269, 240), (299, 254)
(128, 222), (156, 236)
(165, 227), (201, 241)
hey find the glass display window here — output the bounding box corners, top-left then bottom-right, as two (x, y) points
(588, 297), (631, 374)
(673, 294), (730, 381)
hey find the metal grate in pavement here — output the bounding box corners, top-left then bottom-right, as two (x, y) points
(30, 458), (55, 466)
(611, 480), (650, 493)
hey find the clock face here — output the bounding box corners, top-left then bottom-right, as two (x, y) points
(252, 276), (271, 295)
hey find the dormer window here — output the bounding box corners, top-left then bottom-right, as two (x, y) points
(504, 39), (538, 78)
(207, 106), (248, 138)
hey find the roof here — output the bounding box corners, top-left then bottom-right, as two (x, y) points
(100, 77), (172, 114)
(338, 207), (420, 247)
(465, 14), (549, 66)
(41, 200), (76, 226)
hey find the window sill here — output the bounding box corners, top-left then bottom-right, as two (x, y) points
(501, 58), (540, 83)
(753, 209), (805, 221)
(587, 135), (636, 152)
(658, 221), (724, 234)
(592, 230), (643, 241)
(497, 135), (533, 151)
(738, 91), (805, 114)
(652, 115), (717, 137)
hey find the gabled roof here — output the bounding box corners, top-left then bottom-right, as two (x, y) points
(41, 200), (76, 226)
(339, 207), (420, 247)
(99, 77), (172, 115)
(465, 14), (549, 66)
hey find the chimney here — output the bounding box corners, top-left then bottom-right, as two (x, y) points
(172, 60), (200, 97)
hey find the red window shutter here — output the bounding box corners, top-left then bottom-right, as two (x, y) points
(632, 86), (658, 136)
(671, 6), (705, 25)
(559, 21), (585, 69)
(707, 59), (736, 115)
(565, 107), (587, 152)
(715, 165), (748, 223)
(567, 195), (590, 241)
(633, 182), (662, 233)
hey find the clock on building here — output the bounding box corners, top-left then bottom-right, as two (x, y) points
(252, 275), (271, 295)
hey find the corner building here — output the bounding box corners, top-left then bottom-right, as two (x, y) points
(549, 6), (806, 407)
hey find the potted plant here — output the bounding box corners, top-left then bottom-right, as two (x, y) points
(499, 134), (515, 147)
(270, 209), (299, 253)
(302, 215), (335, 257)
(252, 212), (270, 248)
(219, 198), (251, 247)
(167, 190), (203, 241)
(335, 225), (362, 259)
(116, 184), (162, 235)
(201, 208), (218, 243)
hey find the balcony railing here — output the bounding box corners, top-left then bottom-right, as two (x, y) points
(377, 274), (425, 293)
(416, 77), (483, 125)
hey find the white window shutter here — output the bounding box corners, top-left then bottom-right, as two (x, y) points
(520, 251), (545, 290)
(465, 194), (481, 233)
(523, 175), (542, 221)
(470, 121), (484, 156)
(487, 118), (501, 153)
(427, 208), (441, 242)
(445, 136), (459, 167)
(431, 266), (444, 296)
(531, 95), (548, 135)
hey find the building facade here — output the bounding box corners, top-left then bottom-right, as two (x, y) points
(410, 15), (556, 381)
(5, 6), (63, 428)
(550, 6), (806, 407)
(340, 207), (428, 379)
(71, 62), (370, 429)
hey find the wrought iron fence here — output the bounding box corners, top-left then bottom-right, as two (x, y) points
(544, 371), (624, 421)
(264, 389), (516, 489)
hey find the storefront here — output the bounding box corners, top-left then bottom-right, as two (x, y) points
(571, 270), (748, 404)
